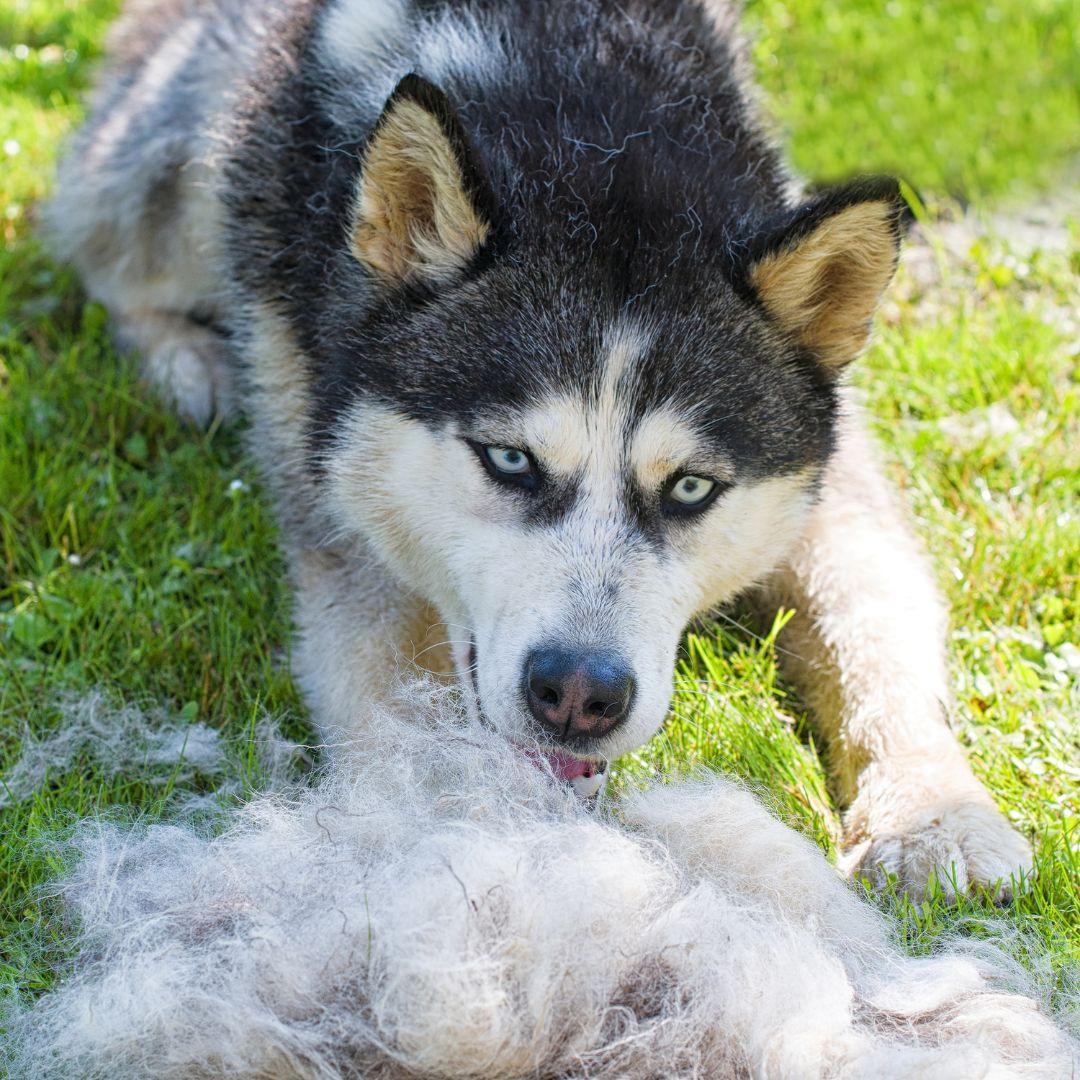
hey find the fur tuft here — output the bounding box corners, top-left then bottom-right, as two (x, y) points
(0, 690), (225, 807)
(7, 682), (1076, 1078)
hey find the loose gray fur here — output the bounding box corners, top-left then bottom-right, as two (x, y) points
(0, 690), (225, 807)
(6, 682), (1077, 1078)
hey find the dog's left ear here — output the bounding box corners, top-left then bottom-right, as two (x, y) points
(349, 74), (496, 286)
(737, 178), (910, 370)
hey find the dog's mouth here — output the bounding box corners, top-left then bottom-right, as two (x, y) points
(523, 746), (608, 798)
(466, 636), (608, 799)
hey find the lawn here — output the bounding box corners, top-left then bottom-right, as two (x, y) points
(1, 0), (1078, 1018)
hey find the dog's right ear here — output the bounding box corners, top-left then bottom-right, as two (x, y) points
(349, 74), (496, 287)
(735, 178), (911, 371)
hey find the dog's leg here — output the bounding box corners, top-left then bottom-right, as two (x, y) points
(290, 546), (455, 746)
(114, 310), (236, 427)
(761, 398), (1032, 898)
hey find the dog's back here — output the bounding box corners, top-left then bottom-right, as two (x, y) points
(47, 0), (262, 331)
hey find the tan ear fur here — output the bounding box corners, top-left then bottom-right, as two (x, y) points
(749, 200), (900, 368)
(351, 95), (491, 284)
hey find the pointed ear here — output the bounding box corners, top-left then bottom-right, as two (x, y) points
(349, 74), (496, 285)
(738, 178), (910, 370)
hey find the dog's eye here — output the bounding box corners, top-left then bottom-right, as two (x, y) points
(469, 442), (539, 490)
(669, 475), (714, 505)
(485, 445), (531, 475)
(663, 474), (721, 514)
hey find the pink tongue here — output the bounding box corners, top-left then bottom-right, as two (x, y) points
(537, 749), (595, 781)
(519, 745), (596, 781)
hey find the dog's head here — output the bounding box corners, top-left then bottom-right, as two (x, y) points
(320, 76), (907, 780)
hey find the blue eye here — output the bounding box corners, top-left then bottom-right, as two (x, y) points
(484, 445), (531, 475)
(470, 441), (539, 491)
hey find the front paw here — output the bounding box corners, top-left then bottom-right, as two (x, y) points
(839, 774), (1033, 902)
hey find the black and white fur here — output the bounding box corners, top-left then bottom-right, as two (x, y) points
(50, 0), (1032, 895)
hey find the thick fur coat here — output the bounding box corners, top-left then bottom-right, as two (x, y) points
(50, 0), (1032, 915)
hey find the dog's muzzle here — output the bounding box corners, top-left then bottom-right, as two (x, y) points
(466, 636), (608, 798)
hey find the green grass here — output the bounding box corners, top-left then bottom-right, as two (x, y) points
(746, 0), (1080, 200)
(1, 0), (1078, 1012)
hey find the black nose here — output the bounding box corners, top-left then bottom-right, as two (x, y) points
(523, 646), (635, 744)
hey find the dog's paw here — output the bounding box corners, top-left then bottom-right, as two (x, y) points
(840, 776), (1033, 902)
(143, 336), (236, 427)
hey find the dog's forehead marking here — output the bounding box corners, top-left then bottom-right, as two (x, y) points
(583, 318), (654, 503)
(510, 318), (650, 479)
(629, 407), (716, 491)
(523, 319), (719, 496)
(512, 318), (659, 513)
(510, 397), (584, 476)
(593, 318), (650, 422)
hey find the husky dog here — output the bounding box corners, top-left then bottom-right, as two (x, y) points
(51, 0), (1031, 896)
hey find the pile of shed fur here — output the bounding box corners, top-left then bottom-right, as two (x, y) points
(9, 683), (1077, 1078)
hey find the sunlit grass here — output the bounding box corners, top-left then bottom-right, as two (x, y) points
(746, 0), (1080, 199)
